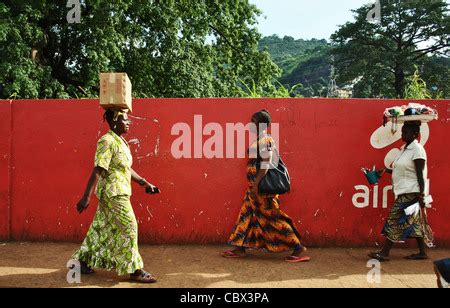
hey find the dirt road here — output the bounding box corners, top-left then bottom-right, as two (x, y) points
(0, 242), (447, 288)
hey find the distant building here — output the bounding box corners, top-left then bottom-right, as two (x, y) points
(336, 88), (353, 98)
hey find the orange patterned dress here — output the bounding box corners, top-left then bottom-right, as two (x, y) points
(227, 135), (304, 252)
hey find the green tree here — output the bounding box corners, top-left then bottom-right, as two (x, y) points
(258, 35), (331, 97)
(331, 0), (449, 98)
(421, 56), (450, 98)
(0, 0), (280, 99)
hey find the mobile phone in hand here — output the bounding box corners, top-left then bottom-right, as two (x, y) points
(146, 186), (160, 194)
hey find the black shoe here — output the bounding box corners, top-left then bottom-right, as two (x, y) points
(368, 252), (390, 262)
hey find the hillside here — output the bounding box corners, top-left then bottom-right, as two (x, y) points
(259, 35), (332, 97)
(259, 35), (449, 98)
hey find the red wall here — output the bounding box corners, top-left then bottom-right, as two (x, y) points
(0, 101), (11, 240)
(1, 98), (449, 246)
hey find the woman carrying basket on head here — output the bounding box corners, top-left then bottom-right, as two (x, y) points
(369, 121), (431, 262)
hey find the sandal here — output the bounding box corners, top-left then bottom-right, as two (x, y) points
(130, 270), (157, 283)
(405, 253), (428, 260)
(368, 252), (390, 262)
(285, 255), (311, 263)
(222, 250), (246, 258)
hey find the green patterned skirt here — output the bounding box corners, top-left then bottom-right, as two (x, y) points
(72, 195), (144, 276)
(381, 193), (424, 243)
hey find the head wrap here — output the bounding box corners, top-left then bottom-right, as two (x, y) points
(103, 108), (128, 123)
(112, 109), (126, 121)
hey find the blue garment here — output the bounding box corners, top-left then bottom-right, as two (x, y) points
(434, 259), (450, 283)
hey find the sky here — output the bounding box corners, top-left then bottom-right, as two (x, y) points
(248, 0), (449, 40)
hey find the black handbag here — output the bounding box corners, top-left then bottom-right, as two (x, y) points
(257, 147), (291, 195)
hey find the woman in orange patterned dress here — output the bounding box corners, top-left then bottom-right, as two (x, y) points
(223, 110), (310, 263)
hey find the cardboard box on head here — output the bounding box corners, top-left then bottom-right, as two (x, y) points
(100, 73), (132, 112)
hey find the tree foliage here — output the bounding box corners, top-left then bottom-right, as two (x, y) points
(0, 0), (280, 99)
(331, 0), (449, 98)
(404, 66), (432, 99)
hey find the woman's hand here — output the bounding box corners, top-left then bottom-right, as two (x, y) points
(143, 180), (161, 194)
(76, 168), (102, 214)
(377, 168), (387, 177)
(76, 196), (90, 214)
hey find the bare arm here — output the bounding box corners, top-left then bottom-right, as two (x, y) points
(131, 168), (161, 194)
(131, 168), (145, 184)
(76, 167), (104, 213)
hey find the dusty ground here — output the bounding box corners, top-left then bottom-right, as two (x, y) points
(0, 242), (447, 288)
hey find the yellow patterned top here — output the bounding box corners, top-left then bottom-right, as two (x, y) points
(247, 135), (275, 186)
(94, 130), (133, 199)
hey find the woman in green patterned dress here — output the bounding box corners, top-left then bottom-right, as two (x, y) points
(72, 109), (160, 283)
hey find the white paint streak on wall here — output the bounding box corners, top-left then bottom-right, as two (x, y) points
(151, 118), (161, 156)
(129, 115), (148, 121)
(154, 133), (160, 156)
(129, 138), (140, 145)
(137, 153), (151, 160)
(146, 206), (153, 218)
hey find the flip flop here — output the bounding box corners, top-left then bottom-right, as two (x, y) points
(130, 270), (157, 284)
(222, 250), (245, 258)
(285, 256), (311, 263)
(405, 254), (429, 260)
